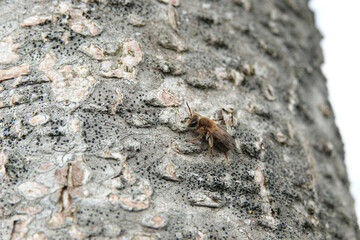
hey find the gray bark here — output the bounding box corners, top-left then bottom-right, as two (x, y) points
(0, 0), (359, 239)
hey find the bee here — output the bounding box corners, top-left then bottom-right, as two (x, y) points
(185, 102), (236, 164)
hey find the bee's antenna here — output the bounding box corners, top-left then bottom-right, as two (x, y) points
(186, 102), (193, 117)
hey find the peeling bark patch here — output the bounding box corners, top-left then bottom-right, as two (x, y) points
(108, 168), (153, 211)
(68, 9), (102, 36)
(163, 162), (179, 181)
(158, 160), (182, 181)
(145, 88), (181, 107)
(185, 77), (216, 89)
(189, 191), (226, 208)
(318, 103), (330, 117)
(131, 233), (156, 240)
(262, 83), (276, 101)
(29, 114), (49, 126)
(70, 159), (91, 187)
(39, 52), (56, 72)
(154, 55), (185, 75)
(47, 212), (66, 228)
(214, 107), (237, 128)
(15, 204), (42, 215)
(0, 151), (8, 182)
(51, 65), (95, 103)
(215, 67), (244, 86)
(158, 33), (188, 52)
(168, 5), (178, 30)
(54, 2), (101, 36)
(47, 158), (88, 230)
(274, 131), (287, 143)
(158, 0), (180, 7)
(69, 118), (80, 133)
(254, 164), (276, 228)
(122, 162), (135, 185)
(142, 214), (167, 229)
(0, 64), (30, 82)
(69, 226), (86, 240)
(55, 165), (69, 186)
(39, 53), (96, 103)
(254, 165), (267, 198)
(56, 1), (71, 14)
(81, 43), (109, 60)
(100, 39), (142, 81)
(119, 195), (150, 211)
(128, 13), (146, 26)
(121, 39), (143, 68)
(241, 63), (255, 76)
(55, 156), (91, 187)
(126, 113), (152, 128)
(27, 232), (48, 240)
(10, 216), (33, 239)
(172, 140), (202, 154)
(0, 37), (20, 64)
(20, 15), (53, 27)
(159, 108), (188, 132)
(18, 182), (49, 200)
(116, 179), (153, 211)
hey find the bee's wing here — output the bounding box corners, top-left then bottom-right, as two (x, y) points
(206, 125), (236, 151)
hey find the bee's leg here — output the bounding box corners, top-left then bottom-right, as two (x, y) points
(187, 134), (203, 143)
(208, 134), (213, 161)
(224, 152), (230, 165)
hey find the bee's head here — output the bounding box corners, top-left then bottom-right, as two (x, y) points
(185, 102), (198, 128)
(187, 115), (198, 128)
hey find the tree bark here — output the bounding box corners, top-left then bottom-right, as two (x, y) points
(0, 0), (359, 239)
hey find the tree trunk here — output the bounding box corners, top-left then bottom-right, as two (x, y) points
(0, 0), (359, 239)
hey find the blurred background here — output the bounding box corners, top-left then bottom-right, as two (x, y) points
(310, 0), (360, 221)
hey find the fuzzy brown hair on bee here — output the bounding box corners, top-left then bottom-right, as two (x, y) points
(185, 102), (236, 164)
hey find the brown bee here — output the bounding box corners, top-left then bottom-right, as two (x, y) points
(185, 102), (236, 164)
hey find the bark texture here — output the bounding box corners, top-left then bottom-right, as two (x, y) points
(0, 0), (359, 239)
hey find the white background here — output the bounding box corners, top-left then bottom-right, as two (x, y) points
(310, 0), (360, 221)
